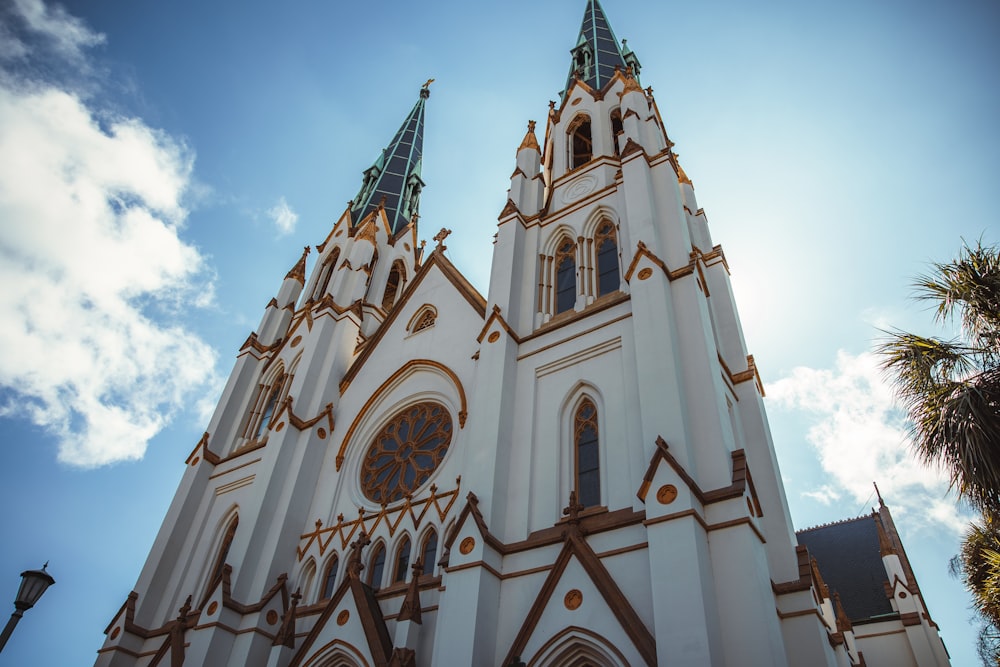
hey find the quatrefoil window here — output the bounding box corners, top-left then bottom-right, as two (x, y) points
(360, 402), (453, 503)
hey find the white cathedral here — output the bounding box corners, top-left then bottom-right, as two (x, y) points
(95, 2), (952, 666)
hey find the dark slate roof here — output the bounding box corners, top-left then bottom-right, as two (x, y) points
(350, 87), (428, 235)
(796, 515), (895, 623)
(563, 0), (628, 96)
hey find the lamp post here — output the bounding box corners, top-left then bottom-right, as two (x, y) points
(0, 563), (55, 654)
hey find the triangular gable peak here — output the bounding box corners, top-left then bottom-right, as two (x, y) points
(500, 496), (657, 666)
(338, 248), (486, 394)
(289, 563), (392, 667)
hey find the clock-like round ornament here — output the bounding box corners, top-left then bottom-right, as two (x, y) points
(360, 402), (453, 503)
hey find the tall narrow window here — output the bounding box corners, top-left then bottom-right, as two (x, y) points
(314, 248), (340, 300)
(610, 109), (624, 157)
(555, 239), (577, 315)
(382, 260), (404, 311)
(321, 555), (339, 600)
(252, 376), (283, 441)
(393, 537), (411, 584)
(595, 222), (620, 296)
(575, 399), (600, 507)
(209, 515), (238, 589)
(420, 530), (438, 576)
(368, 543), (386, 589)
(569, 117), (592, 169)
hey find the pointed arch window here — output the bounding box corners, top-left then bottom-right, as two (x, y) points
(314, 248), (340, 300)
(575, 399), (601, 508)
(393, 536), (411, 584)
(368, 543), (386, 589)
(208, 515), (238, 590)
(610, 109), (624, 157)
(382, 260), (405, 311)
(555, 239), (577, 315)
(250, 374), (284, 441)
(321, 555), (339, 600)
(420, 529), (438, 577)
(595, 221), (620, 297)
(568, 116), (593, 170)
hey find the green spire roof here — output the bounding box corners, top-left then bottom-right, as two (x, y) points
(351, 84), (429, 235)
(563, 0), (631, 95)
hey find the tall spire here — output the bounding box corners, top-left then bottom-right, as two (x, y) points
(563, 0), (631, 95)
(350, 82), (431, 235)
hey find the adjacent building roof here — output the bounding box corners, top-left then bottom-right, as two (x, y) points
(796, 515), (895, 624)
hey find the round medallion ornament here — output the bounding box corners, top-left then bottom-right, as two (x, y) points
(337, 610), (350, 626)
(266, 609), (279, 625)
(637, 268), (653, 281)
(488, 331), (501, 343)
(564, 589), (583, 610)
(360, 402), (453, 504)
(290, 336), (302, 348)
(110, 627), (121, 640)
(459, 537), (476, 555)
(207, 601), (218, 616)
(318, 427), (327, 440)
(656, 484), (678, 505)
(275, 422), (285, 432)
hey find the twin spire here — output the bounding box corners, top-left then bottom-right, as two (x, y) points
(564, 0), (640, 96)
(350, 81), (431, 235)
(347, 2), (637, 235)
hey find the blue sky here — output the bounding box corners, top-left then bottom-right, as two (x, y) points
(0, 0), (997, 664)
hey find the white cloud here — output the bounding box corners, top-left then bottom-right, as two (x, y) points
(267, 196), (298, 236)
(767, 350), (969, 534)
(0, 4), (218, 467)
(8, 0), (105, 62)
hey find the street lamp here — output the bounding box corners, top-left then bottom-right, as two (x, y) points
(0, 563), (55, 653)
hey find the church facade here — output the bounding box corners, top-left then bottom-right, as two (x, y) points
(95, 2), (951, 666)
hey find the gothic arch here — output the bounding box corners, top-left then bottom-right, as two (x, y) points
(528, 627), (629, 667)
(319, 552), (340, 601)
(417, 525), (439, 576)
(381, 259), (406, 311)
(366, 539), (387, 589)
(242, 363), (287, 444)
(559, 384), (608, 510)
(539, 229), (580, 319)
(406, 304), (438, 333)
(391, 532), (413, 584)
(336, 359), (468, 472)
(300, 639), (370, 667)
(313, 246), (342, 300)
(298, 557), (317, 602)
(567, 113), (593, 170)
(198, 505), (240, 604)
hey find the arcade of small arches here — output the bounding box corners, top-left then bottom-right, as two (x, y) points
(566, 107), (626, 171)
(299, 527), (441, 603)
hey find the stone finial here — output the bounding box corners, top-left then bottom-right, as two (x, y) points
(518, 120), (540, 152)
(346, 531), (371, 578)
(285, 246), (310, 284)
(433, 228), (452, 249)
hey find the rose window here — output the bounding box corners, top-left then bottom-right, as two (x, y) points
(360, 402), (453, 503)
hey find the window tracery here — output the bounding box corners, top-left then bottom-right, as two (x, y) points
(555, 238), (578, 315)
(568, 115), (593, 170)
(393, 536), (411, 583)
(382, 260), (405, 311)
(368, 543), (386, 589)
(420, 529), (438, 576)
(321, 555), (339, 600)
(594, 221), (620, 296)
(360, 402), (453, 504)
(575, 398), (600, 507)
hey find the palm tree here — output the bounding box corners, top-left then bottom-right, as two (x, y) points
(878, 240), (1000, 517)
(952, 521), (1000, 664)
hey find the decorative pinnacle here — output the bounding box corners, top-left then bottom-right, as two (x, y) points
(285, 246), (310, 284)
(518, 120), (540, 152)
(433, 228), (451, 249)
(874, 512), (896, 557)
(421, 78), (434, 98)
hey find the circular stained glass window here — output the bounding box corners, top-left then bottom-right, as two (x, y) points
(360, 401), (453, 504)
